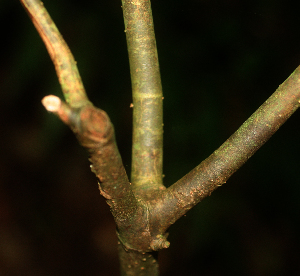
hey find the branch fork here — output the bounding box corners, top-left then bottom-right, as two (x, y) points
(21, 0), (300, 274)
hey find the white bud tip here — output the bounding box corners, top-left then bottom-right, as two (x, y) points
(42, 95), (61, 112)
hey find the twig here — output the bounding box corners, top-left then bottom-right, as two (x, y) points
(122, 0), (164, 191)
(20, 0), (89, 108)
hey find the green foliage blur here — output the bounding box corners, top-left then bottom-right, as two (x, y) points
(1, 0), (300, 275)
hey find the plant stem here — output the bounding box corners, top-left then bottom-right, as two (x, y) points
(158, 66), (300, 229)
(20, 0), (89, 108)
(21, 0), (138, 236)
(118, 242), (159, 276)
(121, 0), (164, 190)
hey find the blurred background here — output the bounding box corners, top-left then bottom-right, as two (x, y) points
(1, 0), (300, 275)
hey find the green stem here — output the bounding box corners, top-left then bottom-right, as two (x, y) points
(20, 0), (89, 108)
(121, 0), (164, 190)
(157, 66), (300, 230)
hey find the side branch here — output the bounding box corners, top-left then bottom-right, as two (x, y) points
(122, 0), (164, 190)
(20, 0), (89, 108)
(157, 66), (300, 230)
(42, 95), (138, 222)
(21, 0), (137, 219)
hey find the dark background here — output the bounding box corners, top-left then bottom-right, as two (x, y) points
(1, 0), (300, 275)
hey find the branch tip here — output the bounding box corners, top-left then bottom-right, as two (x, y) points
(42, 95), (61, 112)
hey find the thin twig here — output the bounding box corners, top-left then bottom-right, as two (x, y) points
(21, 0), (138, 230)
(20, 0), (89, 108)
(122, 0), (164, 190)
(155, 66), (300, 232)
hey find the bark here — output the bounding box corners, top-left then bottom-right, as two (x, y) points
(156, 68), (300, 231)
(118, 243), (159, 276)
(20, 0), (300, 275)
(20, 0), (88, 108)
(121, 0), (164, 191)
